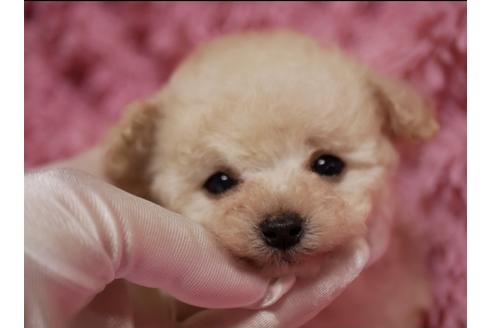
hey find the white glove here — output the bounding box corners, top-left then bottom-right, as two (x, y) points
(25, 168), (369, 328)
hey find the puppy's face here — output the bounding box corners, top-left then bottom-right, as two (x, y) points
(105, 31), (438, 276)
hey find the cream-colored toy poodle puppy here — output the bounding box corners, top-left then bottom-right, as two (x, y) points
(104, 30), (438, 327)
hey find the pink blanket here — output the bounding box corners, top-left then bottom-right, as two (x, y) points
(25, 2), (466, 327)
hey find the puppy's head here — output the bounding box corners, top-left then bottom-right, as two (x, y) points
(105, 31), (438, 276)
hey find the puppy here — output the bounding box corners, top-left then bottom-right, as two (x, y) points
(103, 30), (438, 327)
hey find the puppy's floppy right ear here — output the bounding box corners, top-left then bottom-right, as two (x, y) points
(104, 100), (160, 200)
(370, 74), (439, 141)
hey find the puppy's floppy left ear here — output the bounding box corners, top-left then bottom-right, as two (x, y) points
(371, 74), (439, 140)
(103, 99), (160, 200)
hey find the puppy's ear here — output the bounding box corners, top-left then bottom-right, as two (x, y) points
(104, 100), (160, 200)
(371, 75), (439, 140)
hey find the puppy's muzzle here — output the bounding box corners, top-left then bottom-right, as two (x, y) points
(259, 212), (305, 250)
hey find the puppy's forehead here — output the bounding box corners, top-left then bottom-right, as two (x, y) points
(158, 32), (384, 169)
(161, 87), (381, 172)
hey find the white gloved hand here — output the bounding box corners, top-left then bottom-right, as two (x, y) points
(25, 168), (369, 328)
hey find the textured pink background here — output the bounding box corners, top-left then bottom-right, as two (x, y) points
(24, 2), (466, 327)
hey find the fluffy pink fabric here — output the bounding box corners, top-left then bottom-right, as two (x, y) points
(25, 2), (466, 327)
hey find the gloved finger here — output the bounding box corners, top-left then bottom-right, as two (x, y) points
(25, 169), (270, 326)
(181, 239), (369, 328)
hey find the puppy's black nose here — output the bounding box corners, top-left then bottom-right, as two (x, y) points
(259, 212), (304, 250)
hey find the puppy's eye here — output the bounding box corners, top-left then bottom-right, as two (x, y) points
(203, 172), (238, 195)
(311, 154), (345, 177)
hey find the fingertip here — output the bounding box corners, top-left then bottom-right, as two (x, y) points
(247, 275), (296, 309)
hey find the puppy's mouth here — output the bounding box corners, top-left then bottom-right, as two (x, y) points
(236, 244), (326, 277)
(233, 232), (362, 277)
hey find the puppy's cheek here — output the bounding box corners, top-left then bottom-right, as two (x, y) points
(201, 206), (260, 261)
(285, 178), (369, 252)
(342, 192), (373, 223)
(305, 194), (370, 252)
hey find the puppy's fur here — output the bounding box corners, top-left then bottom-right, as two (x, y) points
(104, 31), (438, 327)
